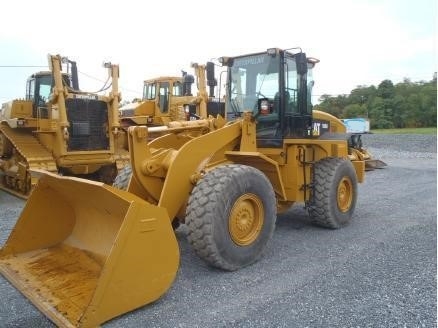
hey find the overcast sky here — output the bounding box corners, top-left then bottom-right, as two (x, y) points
(0, 0), (436, 104)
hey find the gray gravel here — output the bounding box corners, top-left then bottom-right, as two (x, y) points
(362, 133), (437, 159)
(0, 134), (436, 328)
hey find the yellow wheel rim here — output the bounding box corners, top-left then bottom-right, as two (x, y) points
(337, 176), (353, 212)
(229, 193), (264, 246)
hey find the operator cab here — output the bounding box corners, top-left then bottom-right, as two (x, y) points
(142, 77), (184, 114)
(221, 48), (319, 147)
(26, 72), (72, 118)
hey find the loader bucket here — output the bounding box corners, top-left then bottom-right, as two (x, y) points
(0, 171), (179, 328)
(353, 147), (387, 171)
(365, 158), (387, 170)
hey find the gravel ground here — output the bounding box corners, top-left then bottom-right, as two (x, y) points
(0, 134), (436, 328)
(362, 133), (437, 159)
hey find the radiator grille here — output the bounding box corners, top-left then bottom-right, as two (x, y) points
(66, 98), (110, 151)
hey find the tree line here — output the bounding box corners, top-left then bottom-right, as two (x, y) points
(314, 76), (437, 129)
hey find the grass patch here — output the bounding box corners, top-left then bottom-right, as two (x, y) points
(371, 127), (437, 135)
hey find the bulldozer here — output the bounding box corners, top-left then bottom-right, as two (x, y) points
(0, 47), (380, 327)
(0, 54), (129, 198)
(118, 62), (225, 128)
(113, 62), (228, 189)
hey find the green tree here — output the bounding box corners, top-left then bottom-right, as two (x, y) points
(369, 97), (393, 128)
(418, 82), (437, 127)
(316, 77), (436, 128)
(315, 94), (348, 118)
(343, 103), (366, 118)
(391, 94), (407, 128)
(377, 79), (395, 99)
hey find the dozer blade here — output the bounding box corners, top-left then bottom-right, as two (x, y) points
(0, 171), (179, 328)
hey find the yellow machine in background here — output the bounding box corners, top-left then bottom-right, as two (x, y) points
(0, 48), (382, 327)
(0, 54), (129, 198)
(118, 62), (225, 128)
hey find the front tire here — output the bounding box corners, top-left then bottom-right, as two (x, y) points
(308, 158), (358, 229)
(186, 164), (277, 271)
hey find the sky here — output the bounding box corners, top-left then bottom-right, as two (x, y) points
(0, 0), (436, 104)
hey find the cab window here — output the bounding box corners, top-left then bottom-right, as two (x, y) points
(143, 82), (156, 100)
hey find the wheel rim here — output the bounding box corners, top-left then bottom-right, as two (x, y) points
(229, 193), (264, 246)
(337, 176), (353, 212)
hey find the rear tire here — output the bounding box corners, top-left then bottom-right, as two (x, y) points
(113, 165), (132, 190)
(308, 157), (357, 229)
(185, 164), (277, 271)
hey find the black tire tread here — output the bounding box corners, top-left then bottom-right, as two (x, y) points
(185, 164), (276, 271)
(308, 157), (357, 229)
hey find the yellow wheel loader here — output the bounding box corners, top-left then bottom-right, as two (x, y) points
(0, 54), (129, 198)
(1, 48), (380, 327)
(118, 62), (225, 128)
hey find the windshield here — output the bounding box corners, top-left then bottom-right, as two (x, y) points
(173, 81), (183, 96)
(26, 74), (52, 105)
(143, 82), (156, 100)
(38, 75), (52, 104)
(227, 54), (280, 114)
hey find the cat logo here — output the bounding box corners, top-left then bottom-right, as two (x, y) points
(73, 94), (98, 100)
(313, 122), (321, 136)
(313, 121), (330, 136)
